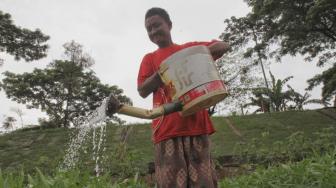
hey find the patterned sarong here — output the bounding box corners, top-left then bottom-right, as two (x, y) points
(154, 134), (217, 188)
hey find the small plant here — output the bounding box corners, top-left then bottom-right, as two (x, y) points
(233, 128), (336, 166)
(106, 143), (143, 178)
(220, 149), (336, 187)
(2, 116), (16, 131)
(0, 168), (148, 188)
(0, 169), (25, 188)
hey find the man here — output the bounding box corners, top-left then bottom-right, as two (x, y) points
(138, 7), (229, 188)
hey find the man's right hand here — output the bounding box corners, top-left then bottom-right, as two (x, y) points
(137, 72), (163, 98)
(106, 94), (122, 117)
(208, 41), (230, 60)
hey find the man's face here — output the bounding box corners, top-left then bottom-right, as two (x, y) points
(145, 15), (172, 48)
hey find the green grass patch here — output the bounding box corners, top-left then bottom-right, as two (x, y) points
(0, 169), (148, 188)
(210, 110), (336, 156)
(0, 108), (335, 181)
(219, 149), (336, 188)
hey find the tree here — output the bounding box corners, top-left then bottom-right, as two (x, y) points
(215, 52), (264, 115)
(0, 10), (49, 63)
(10, 107), (25, 128)
(268, 72), (294, 111)
(220, 14), (273, 90)
(306, 63), (336, 107)
(220, 13), (277, 113)
(63, 40), (94, 68)
(2, 116), (16, 131)
(243, 91), (270, 113)
(243, 0), (336, 66)
(1, 42), (131, 128)
(224, 0), (336, 106)
(287, 86), (327, 110)
(246, 72), (294, 112)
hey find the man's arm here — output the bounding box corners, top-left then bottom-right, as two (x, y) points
(106, 93), (182, 119)
(137, 72), (163, 98)
(208, 41), (230, 60)
(137, 41), (229, 98)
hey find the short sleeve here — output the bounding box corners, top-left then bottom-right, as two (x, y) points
(183, 40), (218, 48)
(183, 40), (221, 60)
(137, 53), (155, 87)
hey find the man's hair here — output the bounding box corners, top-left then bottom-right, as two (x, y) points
(145, 7), (172, 25)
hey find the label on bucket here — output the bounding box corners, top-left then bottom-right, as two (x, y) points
(179, 80), (226, 104)
(161, 53), (220, 99)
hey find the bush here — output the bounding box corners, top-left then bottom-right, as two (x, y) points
(233, 127), (336, 166)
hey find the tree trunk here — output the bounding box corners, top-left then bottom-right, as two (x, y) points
(240, 104), (245, 115)
(19, 116), (24, 128)
(261, 100), (265, 112)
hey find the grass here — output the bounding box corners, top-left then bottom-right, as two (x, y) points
(0, 169), (148, 188)
(1, 150), (334, 188)
(219, 149), (336, 188)
(0, 108), (335, 178)
(211, 109), (336, 156)
(0, 128), (71, 174)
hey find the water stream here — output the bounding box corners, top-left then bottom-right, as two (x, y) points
(92, 123), (107, 176)
(59, 97), (109, 175)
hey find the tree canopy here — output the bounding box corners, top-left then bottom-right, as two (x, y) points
(222, 0), (336, 107)
(0, 10), (49, 63)
(1, 42), (131, 127)
(307, 63), (336, 106)
(243, 0), (336, 66)
(63, 40), (94, 68)
(1, 60), (131, 128)
(216, 52), (264, 114)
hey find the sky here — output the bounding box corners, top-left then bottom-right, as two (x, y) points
(0, 0), (328, 129)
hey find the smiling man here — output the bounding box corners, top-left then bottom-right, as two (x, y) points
(137, 7), (230, 188)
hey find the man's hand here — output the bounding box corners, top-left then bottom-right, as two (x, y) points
(106, 94), (122, 117)
(162, 100), (183, 115)
(208, 41), (230, 60)
(137, 72), (163, 98)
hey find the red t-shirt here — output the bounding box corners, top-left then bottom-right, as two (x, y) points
(137, 41), (217, 143)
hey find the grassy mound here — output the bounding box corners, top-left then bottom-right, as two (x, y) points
(0, 108), (335, 185)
